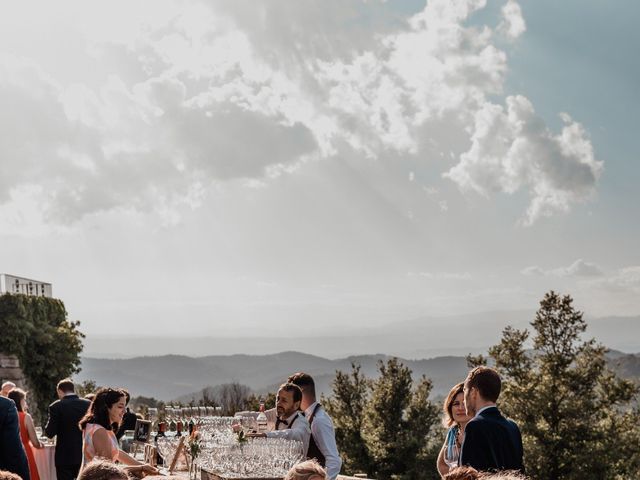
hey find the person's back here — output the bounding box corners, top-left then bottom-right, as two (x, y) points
(462, 407), (523, 471)
(460, 367), (524, 473)
(45, 379), (91, 480)
(0, 396), (30, 480)
(115, 409), (138, 440)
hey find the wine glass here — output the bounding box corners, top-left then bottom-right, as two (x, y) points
(444, 443), (460, 469)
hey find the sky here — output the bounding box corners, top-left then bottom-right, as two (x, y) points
(0, 0), (638, 338)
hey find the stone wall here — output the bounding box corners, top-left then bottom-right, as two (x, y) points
(0, 353), (27, 388)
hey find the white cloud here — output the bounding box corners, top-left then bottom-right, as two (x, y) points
(445, 96), (602, 225)
(498, 0), (526, 40)
(408, 271), (472, 280)
(521, 266), (546, 277)
(592, 266), (640, 293)
(521, 259), (604, 277)
(0, 0), (600, 229)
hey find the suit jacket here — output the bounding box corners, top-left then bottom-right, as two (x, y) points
(45, 394), (91, 466)
(460, 406), (524, 473)
(0, 396), (31, 480)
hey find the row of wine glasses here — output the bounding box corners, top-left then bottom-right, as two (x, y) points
(146, 406), (224, 434)
(152, 415), (305, 478)
(198, 437), (305, 478)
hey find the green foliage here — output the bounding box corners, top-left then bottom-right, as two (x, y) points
(325, 359), (441, 480)
(488, 291), (640, 480)
(245, 391), (276, 412)
(131, 395), (164, 409)
(323, 363), (372, 474)
(76, 379), (98, 398)
(0, 294), (84, 423)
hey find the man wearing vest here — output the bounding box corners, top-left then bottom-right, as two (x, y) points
(288, 373), (342, 480)
(248, 383), (311, 455)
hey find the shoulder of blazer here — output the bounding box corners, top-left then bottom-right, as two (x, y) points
(478, 407), (502, 419)
(0, 396), (14, 415)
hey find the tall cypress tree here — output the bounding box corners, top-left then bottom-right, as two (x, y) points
(487, 291), (640, 479)
(325, 359), (441, 480)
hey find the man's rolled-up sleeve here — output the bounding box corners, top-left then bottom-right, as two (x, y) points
(311, 415), (342, 480)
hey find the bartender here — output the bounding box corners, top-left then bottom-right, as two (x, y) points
(247, 383), (310, 455)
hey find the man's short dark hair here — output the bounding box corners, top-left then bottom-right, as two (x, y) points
(278, 383), (303, 403)
(121, 389), (131, 404)
(57, 378), (75, 393)
(465, 366), (501, 403)
(287, 372), (316, 397)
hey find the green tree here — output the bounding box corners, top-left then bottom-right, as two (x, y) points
(324, 363), (372, 475)
(487, 291), (640, 480)
(244, 391), (276, 411)
(76, 379), (98, 398)
(325, 359), (441, 480)
(0, 294), (84, 423)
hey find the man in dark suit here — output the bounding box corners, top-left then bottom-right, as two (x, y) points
(45, 379), (91, 480)
(0, 395), (30, 480)
(460, 366), (524, 473)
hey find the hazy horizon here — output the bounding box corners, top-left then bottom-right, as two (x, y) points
(80, 309), (640, 360)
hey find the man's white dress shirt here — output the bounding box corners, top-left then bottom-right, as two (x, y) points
(265, 410), (311, 455)
(304, 402), (342, 480)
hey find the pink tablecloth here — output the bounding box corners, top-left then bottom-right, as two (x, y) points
(32, 445), (57, 480)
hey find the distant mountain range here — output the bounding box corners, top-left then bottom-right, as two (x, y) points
(76, 349), (640, 402)
(82, 311), (640, 360)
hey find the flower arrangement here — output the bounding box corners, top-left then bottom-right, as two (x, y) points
(187, 428), (201, 480)
(236, 429), (248, 444)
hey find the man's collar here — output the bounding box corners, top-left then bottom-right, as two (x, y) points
(304, 401), (319, 418)
(475, 405), (497, 417)
(63, 392), (78, 398)
(283, 411), (299, 423)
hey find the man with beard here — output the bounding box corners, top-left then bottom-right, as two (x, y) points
(248, 383), (310, 455)
(460, 367), (524, 473)
(287, 373), (341, 480)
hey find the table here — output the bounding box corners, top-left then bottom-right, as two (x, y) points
(201, 470), (281, 480)
(32, 445), (56, 480)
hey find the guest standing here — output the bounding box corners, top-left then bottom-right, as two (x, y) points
(79, 388), (157, 477)
(0, 396), (30, 480)
(1, 383), (16, 398)
(7, 389), (43, 480)
(247, 383), (311, 454)
(460, 367), (524, 473)
(287, 373), (342, 480)
(44, 379), (91, 480)
(115, 392), (138, 441)
(437, 382), (471, 476)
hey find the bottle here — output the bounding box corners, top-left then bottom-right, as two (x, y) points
(155, 421), (166, 441)
(155, 422), (166, 466)
(256, 399), (268, 434)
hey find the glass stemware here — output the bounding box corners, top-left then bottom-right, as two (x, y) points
(444, 443), (460, 469)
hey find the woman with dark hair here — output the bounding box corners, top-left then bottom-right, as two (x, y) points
(79, 388), (157, 476)
(437, 382), (472, 477)
(7, 388), (43, 480)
